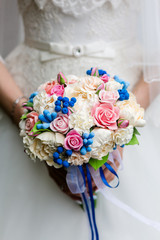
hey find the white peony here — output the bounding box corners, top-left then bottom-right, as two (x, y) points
(19, 119), (26, 137)
(105, 78), (122, 91)
(24, 132), (65, 168)
(114, 125), (133, 145)
(33, 91), (57, 115)
(68, 152), (91, 165)
(23, 135), (36, 160)
(91, 128), (114, 160)
(69, 97), (95, 134)
(116, 99), (146, 127)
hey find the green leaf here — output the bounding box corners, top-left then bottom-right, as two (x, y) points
(126, 133), (139, 145)
(20, 113), (28, 120)
(134, 127), (140, 136)
(25, 102), (33, 107)
(95, 89), (101, 95)
(29, 121), (51, 135)
(60, 78), (66, 85)
(89, 154), (109, 171)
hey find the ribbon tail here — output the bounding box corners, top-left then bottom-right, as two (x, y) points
(81, 192), (94, 240)
(99, 189), (160, 232)
(86, 164), (99, 240)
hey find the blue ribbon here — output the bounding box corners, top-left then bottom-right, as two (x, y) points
(81, 193), (94, 240)
(77, 162), (119, 240)
(78, 166), (94, 240)
(100, 162), (119, 188)
(86, 164), (99, 240)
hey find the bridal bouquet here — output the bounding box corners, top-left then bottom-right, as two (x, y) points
(19, 67), (145, 239)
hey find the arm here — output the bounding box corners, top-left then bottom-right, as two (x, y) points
(0, 61), (26, 124)
(132, 74), (150, 110)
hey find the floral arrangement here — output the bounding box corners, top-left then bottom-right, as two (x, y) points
(19, 67), (145, 239)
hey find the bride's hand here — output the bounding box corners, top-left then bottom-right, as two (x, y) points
(45, 146), (123, 202)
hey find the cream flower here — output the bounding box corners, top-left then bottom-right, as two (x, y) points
(65, 76), (102, 100)
(24, 132), (65, 168)
(33, 91), (57, 115)
(68, 152), (91, 165)
(69, 97), (95, 134)
(116, 99), (146, 127)
(66, 75), (79, 84)
(23, 135), (36, 160)
(105, 78), (122, 91)
(114, 125), (133, 145)
(19, 119), (26, 137)
(91, 128), (114, 160)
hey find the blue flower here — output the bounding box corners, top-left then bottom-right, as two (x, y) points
(118, 89), (130, 101)
(37, 110), (57, 129)
(86, 68), (107, 76)
(80, 132), (95, 155)
(28, 92), (38, 103)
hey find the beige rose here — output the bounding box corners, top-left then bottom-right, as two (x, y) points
(65, 76), (102, 100)
(116, 98), (146, 127)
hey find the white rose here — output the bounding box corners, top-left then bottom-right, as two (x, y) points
(91, 128), (114, 160)
(68, 152), (91, 166)
(114, 125), (133, 145)
(33, 91), (57, 115)
(116, 99), (146, 127)
(69, 97), (95, 134)
(105, 78), (122, 91)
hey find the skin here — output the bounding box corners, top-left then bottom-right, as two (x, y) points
(0, 61), (150, 201)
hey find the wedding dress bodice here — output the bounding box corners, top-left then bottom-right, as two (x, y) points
(5, 0), (141, 96)
(18, 0), (138, 45)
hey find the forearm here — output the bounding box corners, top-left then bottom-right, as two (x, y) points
(0, 61), (26, 125)
(132, 74), (150, 110)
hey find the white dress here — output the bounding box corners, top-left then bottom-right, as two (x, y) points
(0, 0), (160, 239)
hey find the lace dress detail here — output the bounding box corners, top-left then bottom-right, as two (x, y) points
(5, 0), (141, 97)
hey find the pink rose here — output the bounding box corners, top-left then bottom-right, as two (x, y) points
(25, 111), (39, 133)
(100, 74), (109, 83)
(57, 72), (67, 84)
(64, 130), (83, 151)
(118, 119), (129, 128)
(50, 114), (69, 134)
(45, 81), (57, 95)
(99, 90), (119, 104)
(50, 84), (64, 97)
(91, 103), (119, 130)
